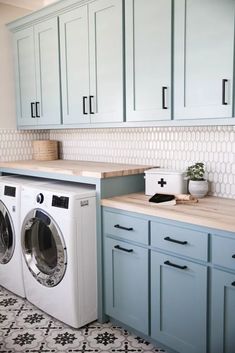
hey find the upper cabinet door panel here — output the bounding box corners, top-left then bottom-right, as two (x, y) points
(13, 27), (37, 126)
(125, 0), (172, 122)
(174, 0), (235, 120)
(34, 17), (61, 126)
(89, 0), (124, 123)
(60, 6), (90, 125)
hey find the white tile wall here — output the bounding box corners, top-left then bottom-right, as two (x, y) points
(50, 126), (235, 199)
(0, 129), (49, 161)
(0, 126), (234, 199)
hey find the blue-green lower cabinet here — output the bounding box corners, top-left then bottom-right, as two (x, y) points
(211, 269), (235, 353)
(151, 252), (207, 353)
(104, 237), (148, 335)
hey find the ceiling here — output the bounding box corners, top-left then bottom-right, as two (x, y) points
(0, 0), (58, 10)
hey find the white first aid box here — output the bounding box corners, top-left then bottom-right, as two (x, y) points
(144, 168), (187, 196)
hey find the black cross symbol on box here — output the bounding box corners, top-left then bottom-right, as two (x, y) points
(158, 178), (167, 187)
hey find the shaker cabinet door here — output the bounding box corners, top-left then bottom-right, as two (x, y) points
(13, 18), (61, 128)
(211, 269), (235, 353)
(13, 27), (37, 127)
(174, 0), (234, 120)
(34, 17), (61, 126)
(151, 251), (207, 353)
(89, 0), (124, 123)
(104, 237), (148, 335)
(125, 0), (172, 122)
(60, 6), (90, 125)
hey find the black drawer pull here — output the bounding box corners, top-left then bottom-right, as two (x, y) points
(231, 281), (235, 287)
(164, 260), (187, 270)
(82, 96), (88, 115)
(114, 224), (133, 231)
(114, 245), (133, 253)
(30, 102), (35, 118)
(222, 79), (228, 105)
(232, 254), (235, 259)
(162, 86), (168, 109)
(89, 95), (95, 114)
(35, 102), (40, 117)
(164, 236), (188, 245)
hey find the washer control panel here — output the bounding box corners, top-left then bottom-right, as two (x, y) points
(52, 195), (69, 209)
(4, 186), (16, 197)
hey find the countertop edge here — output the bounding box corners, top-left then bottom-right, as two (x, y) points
(101, 197), (235, 234)
(0, 160), (152, 179)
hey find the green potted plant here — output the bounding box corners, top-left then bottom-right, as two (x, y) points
(186, 162), (208, 198)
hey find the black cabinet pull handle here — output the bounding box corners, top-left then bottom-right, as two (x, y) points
(114, 245), (133, 253)
(35, 102), (40, 117)
(89, 95), (95, 114)
(164, 260), (187, 270)
(82, 96), (88, 115)
(232, 254), (235, 259)
(114, 224), (133, 231)
(31, 102), (35, 118)
(164, 236), (188, 245)
(231, 281), (235, 287)
(162, 86), (168, 109)
(222, 79), (228, 105)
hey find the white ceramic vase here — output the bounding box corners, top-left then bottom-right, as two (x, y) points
(188, 180), (209, 198)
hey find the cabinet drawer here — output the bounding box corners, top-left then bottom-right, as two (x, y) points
(212, 235), (235, 270)
(151, 221), (208, 261)
(103, 210), (148, 245)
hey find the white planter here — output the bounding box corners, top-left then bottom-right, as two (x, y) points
(188, 180), (209, 199)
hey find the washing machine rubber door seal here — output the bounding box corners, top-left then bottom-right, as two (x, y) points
(0, 201), (15, 264)
(21, 209), (67, 287)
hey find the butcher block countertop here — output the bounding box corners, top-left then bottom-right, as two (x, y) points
(101, 193), (235, 233)
(0, 160), (151, 179)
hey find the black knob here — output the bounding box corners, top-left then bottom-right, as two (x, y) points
(36, 193), (44, 204)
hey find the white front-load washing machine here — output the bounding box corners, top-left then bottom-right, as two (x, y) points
(0, 175), (49, 297)
(20, 181), (97, 328)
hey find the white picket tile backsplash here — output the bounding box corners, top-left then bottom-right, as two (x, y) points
(50, 126), (235, 199)
(0, 126), (234, 198)
(0, 129), (49, 161)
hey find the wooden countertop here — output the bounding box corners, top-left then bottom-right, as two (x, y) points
(0, 160), (151, 179)
(101, 193), (235, 233)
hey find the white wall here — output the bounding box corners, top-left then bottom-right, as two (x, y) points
(0, 1), (44, 11)
(0, 3), (30, 129)
(44, 0), (59, 5)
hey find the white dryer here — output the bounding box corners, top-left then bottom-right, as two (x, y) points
(20, 182), (97, 328)
(0, 175), (48, 297)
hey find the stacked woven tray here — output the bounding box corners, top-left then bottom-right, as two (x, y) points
(32, 140), (59, 161)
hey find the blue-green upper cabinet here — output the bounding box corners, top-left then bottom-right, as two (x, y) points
(60, 0), (124, 125)
(125, 0), (172, 122)
(14, 27), (37, 127)
(174, 0), (235, 120)
(59, 6), (90, 125)
(13, 17), (61, 128)
(89, 0), (124, 123)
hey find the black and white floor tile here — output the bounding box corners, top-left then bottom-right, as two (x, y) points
(0, 286), (166, 353)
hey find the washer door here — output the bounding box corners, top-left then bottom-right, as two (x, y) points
(22, 209), (67, 287)
(0, 201), (15, 264)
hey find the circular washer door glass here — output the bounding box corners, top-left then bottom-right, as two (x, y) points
(22, 209), (67, 287)
(0, 201), (14, 264)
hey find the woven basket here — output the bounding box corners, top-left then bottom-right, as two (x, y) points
(32, 140), (59, 161)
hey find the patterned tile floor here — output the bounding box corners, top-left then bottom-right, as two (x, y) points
(0, 286), (166, 353)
